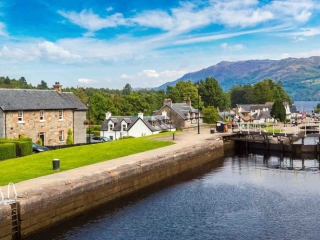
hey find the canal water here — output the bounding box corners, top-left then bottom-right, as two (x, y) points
(29, 151), (320, 240)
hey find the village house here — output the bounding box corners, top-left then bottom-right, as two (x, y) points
(100, 112), (175, 140)
(0, 82), (87, 145)
(153, 98), (202, 130)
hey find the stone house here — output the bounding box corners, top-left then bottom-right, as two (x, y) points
(100, 112), (175, 140)
(0, 82), (87, 145)
(153, 98), (202, 130)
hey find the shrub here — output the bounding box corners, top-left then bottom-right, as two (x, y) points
(0, 143), (16, 160)
(67, 129), (74, 145)
(92, 130), (100, 136)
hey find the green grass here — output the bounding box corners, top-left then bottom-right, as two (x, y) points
(0, 136), (174, 186)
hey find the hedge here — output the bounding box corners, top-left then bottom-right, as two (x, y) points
(0, 138), (33, 158)
(0, 143), (16, 161)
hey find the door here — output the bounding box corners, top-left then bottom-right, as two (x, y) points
(39, 132), (45, 146)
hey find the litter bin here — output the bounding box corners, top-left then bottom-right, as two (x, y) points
(210, 128), (215, 134)
(216, 121), (227, 133)
(53, 158), (60, 170)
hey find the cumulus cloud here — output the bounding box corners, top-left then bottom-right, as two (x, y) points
(120, 74), (134, 80)
(220, 43), (245, 50)
(78, 78), (99, 84)
(37, 41), (80, 61)
(138, 70), (160, 78)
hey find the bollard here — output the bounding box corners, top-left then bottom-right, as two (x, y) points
(172, 133), (175, 140)
(53, 159), (60, 170)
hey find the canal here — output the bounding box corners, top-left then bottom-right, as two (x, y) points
(27, 150), (320, 240)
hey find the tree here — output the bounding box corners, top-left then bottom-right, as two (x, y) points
(198, 77), (228, 110)
(37, 80), (48, 89)
(270, 99), (286, 121)
(201, 106), (220, 124)
(122, 83), (132, 95)
(66, 129), (74, 145)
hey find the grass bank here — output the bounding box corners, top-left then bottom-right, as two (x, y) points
(0, 136), (174, 186)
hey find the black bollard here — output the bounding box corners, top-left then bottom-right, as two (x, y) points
(53, 159), (60, 170)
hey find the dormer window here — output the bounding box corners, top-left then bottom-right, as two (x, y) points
(109, 124), (113, 131)
(122, 124), (127, 131)
(18, 111), (24, 122)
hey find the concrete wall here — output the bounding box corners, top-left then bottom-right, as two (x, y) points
(0, 205), (11, 240)
(0, 140), (224, 239)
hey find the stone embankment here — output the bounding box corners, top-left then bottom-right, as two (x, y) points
(0, 129), (228, 240)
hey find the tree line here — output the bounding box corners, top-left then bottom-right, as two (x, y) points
(1, 76), (293, 124)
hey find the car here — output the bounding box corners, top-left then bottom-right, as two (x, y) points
(32, 143), (50, 153)
(90, 136), (112, 143)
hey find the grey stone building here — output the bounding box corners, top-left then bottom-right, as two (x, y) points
(0, 82), (87, 145)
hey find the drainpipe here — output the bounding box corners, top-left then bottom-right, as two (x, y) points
(4, 111), (7, 138)
(72, 110), (75, 143)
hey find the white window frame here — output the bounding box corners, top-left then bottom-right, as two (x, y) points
(40, 110), (45, 121)
(59, 130), (64, 141)
(18, 111), (24, 122)
(59, 110), (63, 120)
(122, 124), (127, 131)
(109, 124), (113, 131)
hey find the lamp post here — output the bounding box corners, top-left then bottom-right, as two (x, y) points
(197, 84), (200, 134)
(87, 100), (91, 144)
(273, 115), (275, 136)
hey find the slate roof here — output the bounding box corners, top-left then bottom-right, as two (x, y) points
(101, 116), (175, 132)
(155, 103), (201, 119)
(0, 89), (87, 111)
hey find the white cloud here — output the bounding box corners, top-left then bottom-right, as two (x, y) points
(290, 36), (306, 42)
(298, 27), (320, 36)
(0, 21), (7, 36)
(57, 9), (128, 32)
(120, 74), (134, 80)
(220, 43), (245, 50)
(138, 70), (160, 78)
(78, 78), (99, 84)
(37, 41), (80, 61)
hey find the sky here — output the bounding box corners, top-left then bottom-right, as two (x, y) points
(1, 0), (320, 90)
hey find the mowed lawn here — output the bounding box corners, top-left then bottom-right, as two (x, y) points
(0, 137), (174, 186)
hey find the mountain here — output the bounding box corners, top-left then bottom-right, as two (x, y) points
(155, 56), (320, 101)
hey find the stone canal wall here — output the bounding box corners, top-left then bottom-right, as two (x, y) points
(0, 137), (225, 239)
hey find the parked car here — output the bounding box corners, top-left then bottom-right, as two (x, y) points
(90, 136), (112, 143)
(32, 143), (50, 153)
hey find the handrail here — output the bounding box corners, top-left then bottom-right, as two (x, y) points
(7, 182), (17, 201)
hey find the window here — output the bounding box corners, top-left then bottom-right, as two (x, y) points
(59, 110), (63, 120)
(59, 130), (64, 141)
(40, 110), (44, 121)
(122, 124), (127, 131)
(109, 124), (113, 131)
(18, 111), (23, 122)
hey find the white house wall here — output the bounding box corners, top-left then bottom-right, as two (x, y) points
(100, 119), (158, 140)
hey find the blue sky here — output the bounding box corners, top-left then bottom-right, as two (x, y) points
(1, 0), (320, 90)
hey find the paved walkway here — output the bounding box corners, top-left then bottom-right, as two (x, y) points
(1, 127), (226, 197)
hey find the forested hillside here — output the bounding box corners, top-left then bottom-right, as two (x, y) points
(156, 56), (320, 101)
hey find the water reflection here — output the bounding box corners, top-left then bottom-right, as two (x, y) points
(26, 151), (320, 240)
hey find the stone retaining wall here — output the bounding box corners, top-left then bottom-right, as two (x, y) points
(0, 140), (224, 239)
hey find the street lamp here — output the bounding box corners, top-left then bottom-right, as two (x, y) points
(197, 84), (200, 134)
(273, 115), (275, 136)
(87, 100), (91, 144)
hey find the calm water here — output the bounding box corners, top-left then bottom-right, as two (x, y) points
(294, 101), (319, 114)
(29, 152), (320, 240)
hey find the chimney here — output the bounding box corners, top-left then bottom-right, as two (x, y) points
(53, 82), (62, 93)
(184, 98), (191, 106)
(106, 112), (111, 119)
(163, 98), (172, 107)
(138, 112), (144, 119)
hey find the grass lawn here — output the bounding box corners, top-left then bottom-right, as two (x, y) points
(0, 135), (174, 186)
